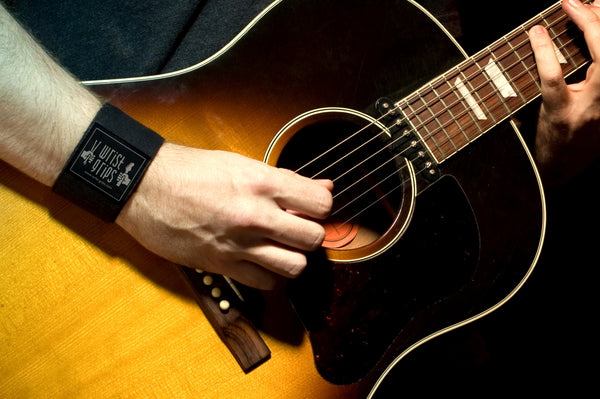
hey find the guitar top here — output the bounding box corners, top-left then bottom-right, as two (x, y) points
(2, 0), (582, 397)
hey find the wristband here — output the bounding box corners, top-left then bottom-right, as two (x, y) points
(53, 103), (164, 222)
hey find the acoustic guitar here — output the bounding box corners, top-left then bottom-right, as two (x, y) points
(0, 0), (590, 397)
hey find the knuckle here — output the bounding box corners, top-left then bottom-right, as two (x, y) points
(230, 201), (268, 231)
(246, 167), (275, 196)
(309, 224), (326, 250)
(283, 253), (308, 278)
(318, 189), (334, 216)
(544, 72), (565, 88)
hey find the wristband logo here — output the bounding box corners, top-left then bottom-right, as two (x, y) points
(69, 124), (147, 201)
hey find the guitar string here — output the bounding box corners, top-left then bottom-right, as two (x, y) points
(404, 0), (592, 160)
(329, 135), (414, 212)
(331, 155), (411, 218)
(400, 1), (592, 163)
(401, 6), (574, 159)
(404, 3), (564, 148)
(290, 108), (421, 219)
(333, 4), (594, 228)
(337, 3), (576, 194)
(296, 1), (568, 180)
(331, 133), (408, 199)
(414, 1), (589, 151)
(328, 16), (581, 229)
(384, 6), (574, 164)
(328, 7), (588, 233)
(339, 44), (585, 227)
(335, 6), (589, 231)
(294, 116), (390, 178)
(371, 10), (570, 167)
(295, 3), (585, 231)
(311, 5), (576, 226)
(411, 32), (566, 154)
(335, 164), (428, 228)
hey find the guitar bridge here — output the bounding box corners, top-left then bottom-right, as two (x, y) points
(179, 267), (271, 373)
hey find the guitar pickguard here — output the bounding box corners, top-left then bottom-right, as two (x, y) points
(289, 176), (479, 384)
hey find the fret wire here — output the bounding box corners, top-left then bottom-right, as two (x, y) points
(447, 8), (572, 111)
(499, 32), (540, 108)
(467, 4), (566, 86)
(561, 37), (586, 69)
(455, 65), (507, 143)
(497, 35), (530, 105)
(544, 13), (579, 70)
(489, 28), (539, 95)
(524, 18), (584, 79)
(482, 48), (517, 115)
(443, 69), (485, 139)
(408, 70), (486, 160)
(422, 82), (457, 153)
(487, 23), (586, 106)
(552, 28), (586, 69)
(401, 95), (447, 160)
(518, 33), (585, 89)
(458, 67), (497, 124)
(430, 79), (469, 150)
(297, 1), (587, 184)
(410, 71), (481, 157)
(399, 1), (587, 160)
(517, 26), (542, 93)
(450, 1), (587, 122)
(409, 64), (507, 157)
(408, 30), (537, 138)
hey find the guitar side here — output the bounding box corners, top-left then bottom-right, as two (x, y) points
(0, 1), (545, 398)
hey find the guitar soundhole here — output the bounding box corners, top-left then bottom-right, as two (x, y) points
(274, 110), (413, 260)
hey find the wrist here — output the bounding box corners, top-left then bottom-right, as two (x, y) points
(116, 143), (172, 229)
(53, 104), (164, 222)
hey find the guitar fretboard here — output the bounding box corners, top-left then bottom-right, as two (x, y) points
(397, 1), (591, 163)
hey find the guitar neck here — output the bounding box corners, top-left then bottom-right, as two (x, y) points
(398, 0), (591, 163)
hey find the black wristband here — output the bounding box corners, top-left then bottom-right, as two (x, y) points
(53, 103), (164, 222)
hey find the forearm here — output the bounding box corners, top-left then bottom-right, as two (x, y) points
(0, 4), (101, 186)
(0, 4), (333, 290)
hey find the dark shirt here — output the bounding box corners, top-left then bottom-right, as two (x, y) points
(8, 0), (554, 80)
(8, 0), (553, 81)
(8, 0), (273, 80)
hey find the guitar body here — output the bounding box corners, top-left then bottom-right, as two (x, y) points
(0, 1), (545, 398)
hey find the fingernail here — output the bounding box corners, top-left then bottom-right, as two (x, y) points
(568, 0), (581, 8)
(530, 25), (546, 35)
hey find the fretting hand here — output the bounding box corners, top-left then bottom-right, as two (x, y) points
(529, 0), (600, 185)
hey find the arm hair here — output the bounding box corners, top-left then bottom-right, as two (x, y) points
(0, 4), (102, 186)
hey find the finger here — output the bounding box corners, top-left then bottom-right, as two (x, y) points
(216, 260), (279, 290)
(263, 209), (326, 251)
(562, 1), (600, 91)
(242, 240), (309, 278)
(564, 0), (600, 62)
(529, 25), (570, 111)
(314, 178), (335, 191)
(274, 169), (333, 219)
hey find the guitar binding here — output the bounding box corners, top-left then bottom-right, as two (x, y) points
(266, 107), (419, 263)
